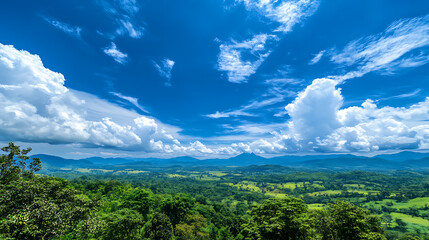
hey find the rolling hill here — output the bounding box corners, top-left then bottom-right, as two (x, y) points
(33, 151), (429, 171)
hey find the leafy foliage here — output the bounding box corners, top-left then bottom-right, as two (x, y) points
(0, 175), (96, 239)
(142, 212), (174, 240)
(0, 142), (41, 184)
(315, 201), (386, 240)
(243, 197), (312, 240)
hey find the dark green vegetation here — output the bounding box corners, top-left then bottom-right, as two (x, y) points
(1, 143), (429, 239)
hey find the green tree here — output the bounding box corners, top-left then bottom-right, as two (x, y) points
(315, 201), (386, 240)
(242, 197), (313, 240)
(0, 142), (41, 184)
(160, 193), (196, 226)
(142, 212), (174, 240)
(381, 213), (393, 229)
(175, 214), (209, 240)
(395, 218), (407, 231)
(100, 208), (144, 240)
(122, 188), (154, 217)
(0, 176), (96, 239)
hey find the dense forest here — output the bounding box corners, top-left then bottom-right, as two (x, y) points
(1, 143), (428, 239)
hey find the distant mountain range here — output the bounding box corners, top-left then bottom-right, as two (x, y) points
(32, 151), (429, 171)
(32, 154), (94, 168)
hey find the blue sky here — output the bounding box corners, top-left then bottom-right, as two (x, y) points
(0, 0), (429, 158)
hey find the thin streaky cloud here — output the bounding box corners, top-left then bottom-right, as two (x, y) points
(379, 89), (421, 101)
(153, 58), (175, 87)
(207, 72), (300, 119)
(103, 42), (128, 64)
(265, 78), (303, 86)
(42, 16), (82, 39)
(116, 18), (143, 39)
(118, 0), (140, 15)
(205, 110), (256, 119)
(98, 0), (144, 39)
(111, 92), (150, 113)
(309, 50), (325, 65)
(205, 95), (284, 119)
(329, 13), (429, 82)
(237, 0), (320, 33)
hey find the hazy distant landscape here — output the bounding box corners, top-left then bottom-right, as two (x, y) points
(30, 151), (429, 239)
(34, 151), (429, 171)
(1, 0), (429, 239)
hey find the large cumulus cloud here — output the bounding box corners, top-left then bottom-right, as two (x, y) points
(285, 78), (342, 141)
(232, 78), (429, 154)
(0, 43), (215, 154)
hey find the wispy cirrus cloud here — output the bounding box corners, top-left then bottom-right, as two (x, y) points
(236, 0), (320, 33)
(111, 92), (150, 113)
(217, 34), (278, 83)
(99, 0), (144, 39)
(218, 0), (320, 84)
(117, 0), (139, 15)
(103, 42), (128, 64)
(378, 89), (421, 101)
(309, 50), (325, 65)
(205, 110), (256, 119)
(153, 58), (175, 87)
(115, 17), (144, 39)
(329, 13), (429, 82)
(206, 77), (298, 119)
(264, 78), (302, 117)
(205, 96), (284, 119)
(42, 16), (82, 39)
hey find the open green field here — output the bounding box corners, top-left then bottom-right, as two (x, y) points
(365, 197), (429, 210)
(391, 213), (429, 233)
(394, 197), (429, 209)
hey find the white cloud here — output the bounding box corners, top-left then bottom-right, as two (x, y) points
(330, 13), (429, 81)
(265, 78), (302, 86)
(286, 79), (428, 152)
(153, 58), (175, 86)
(116, 18), (144, 39)
(309, 50), (325, 65)
(285, 78), (342, 140)
(117, 0), (139, 15)
(224, 122), (288, 137)
(207, 73), (298, 119)
(218, 0), (319, 84)
(318, 98), (429, 152)
(189, 141), (214, 154)
(379, 89), (421, 101)
(111, 92), (149, 113)
(223, 78), (429, 154)
(43, 17), (82, 39)
(98, 0), (144, 39)
(0, 43), (218, 154)
(205, 96), (284, 118)
(205, 110), (255, 119)
(237, 0), (319, 33)
(218, 34), (278, 83)
(3, 40), (429, 157)
(103, 42), (128, 64)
